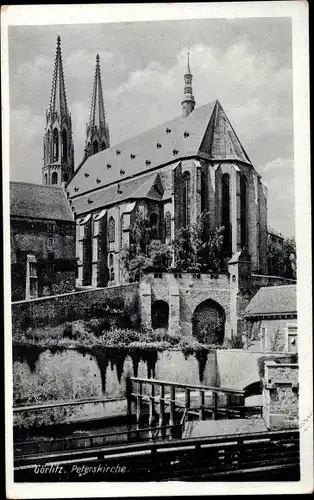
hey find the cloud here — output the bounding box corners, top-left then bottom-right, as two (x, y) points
(262, 157), (295, 237)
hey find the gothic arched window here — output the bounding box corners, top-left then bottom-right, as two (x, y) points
(108, 216), (115, 243)
(101, 141), (106, 151)
(62, 129), (67, 161)
(165, 211), (171, 240)
(240, 175), (248, 249)
(221, 173), (231, 254)
(110, 268), (115, 282)
(93, 140), (99, 154)
(44, 173), (48, 185)
(51, 172), (58, 185)
(63, 173), (69, 183)
(182, 171), (191, 228)
(109, 253), (114, 267)
(150, 212), (158, 239)
(53, 128), (59, 161)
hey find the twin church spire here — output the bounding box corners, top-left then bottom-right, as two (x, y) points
(84, 54), (110, 158)
(43, 37), (110, 186)
(43, 40), (194, 186)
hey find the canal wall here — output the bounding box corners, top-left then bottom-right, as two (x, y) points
(216, 349), (292, 391)
(12, 346), (294, 427)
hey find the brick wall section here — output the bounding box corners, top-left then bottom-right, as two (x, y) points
(263, 362), (299, 429)
(12, 283), (140, 335)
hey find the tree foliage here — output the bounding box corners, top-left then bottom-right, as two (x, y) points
(120, 209), (225, 280)
(173, 212), (224, 273)
(120, 210), (172, 281)
(267, 236), (297, 279)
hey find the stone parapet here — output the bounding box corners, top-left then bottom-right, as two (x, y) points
(263, 362), (299, 430)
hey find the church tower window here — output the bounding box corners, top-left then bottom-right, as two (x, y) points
(53, 128), (59, 161)
(182, 171), (191, 228)
(108, 216), (115, 243)
(240, 174), (248, 249)
(51, 172), (58, 185)
(62, 129), (67, 161)
(221, 173), (231, 254)
(93, 140), (99, 154)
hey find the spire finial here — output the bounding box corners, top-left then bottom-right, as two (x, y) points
(57, 35), (61, 47)
(186, 51), (191, 75)
(96, 53), (100, 63)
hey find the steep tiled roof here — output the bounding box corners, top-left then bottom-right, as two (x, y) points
(68, 100), (252, 201)
(70, 172), (163, 215)
(10, 182), (74, 222)
(244, 285), (297, 317)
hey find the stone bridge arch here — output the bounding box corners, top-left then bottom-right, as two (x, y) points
(192, 299), (226, 345)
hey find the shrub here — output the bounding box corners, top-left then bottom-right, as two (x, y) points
(222, 335), (244, 349)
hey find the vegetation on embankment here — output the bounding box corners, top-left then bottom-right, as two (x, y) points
(13, 318), (218, 355)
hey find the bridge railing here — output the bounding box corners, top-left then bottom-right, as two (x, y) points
(127, 377), (247, 426)
(14, 428), (299, 476)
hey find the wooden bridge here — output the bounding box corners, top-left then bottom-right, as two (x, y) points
(126, 376), (262, 426)
(13, 377), (299, 480)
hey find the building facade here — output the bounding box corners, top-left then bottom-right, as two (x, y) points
(10, 182), (76, 301)
(244, 285), (297, 353)
(64, 53), (268, 288)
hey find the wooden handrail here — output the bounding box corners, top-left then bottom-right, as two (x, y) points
(13, 396), (124, 412)
(14, 429), (299, 468)
(129, 377), (245, 395)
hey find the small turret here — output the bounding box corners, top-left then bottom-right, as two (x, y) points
(181, 52), (195, 118)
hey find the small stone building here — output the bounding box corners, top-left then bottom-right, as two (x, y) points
(10, 182), (76, 301)
(243, 285), (297, 352)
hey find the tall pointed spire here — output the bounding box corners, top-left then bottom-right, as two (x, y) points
(42, 36), (74, 187)
(84, 54), (110, 159)
(181, 52), (195, 118)
(49, 35), (68, 119)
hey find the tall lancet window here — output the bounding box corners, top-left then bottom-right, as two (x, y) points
(240, 175), (248, 249)
(93, 140), (99, 154)
(53, 128), (59, 161)
(62, 129), (67, 161)
(221, 174), (231, 254)
(182, 171), (191, 227)
(108, 216), (115, 243)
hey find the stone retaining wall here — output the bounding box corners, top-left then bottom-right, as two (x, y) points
(263, 362), (299, 429)
(11, 283), (140, 334)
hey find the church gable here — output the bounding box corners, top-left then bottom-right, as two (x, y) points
(199, 101), (251, 164)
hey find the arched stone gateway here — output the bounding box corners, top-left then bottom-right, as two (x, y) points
(243, 381), (261, 399)
(151, 300), (169, 329)
(192, 299), (225, 345)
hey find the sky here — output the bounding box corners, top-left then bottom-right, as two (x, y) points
(9, 17), (295, 237)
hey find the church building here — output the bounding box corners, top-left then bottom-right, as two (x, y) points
(60, 48), (268, 288)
